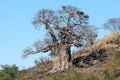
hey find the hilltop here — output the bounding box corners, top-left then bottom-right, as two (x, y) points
(21, 31), (120, 80)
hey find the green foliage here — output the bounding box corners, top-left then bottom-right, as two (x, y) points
(50, 68), (99, 80)
(86, 74), (100, 80)
(50, 73), (100, 80)
(0, 64), (22, 80)
(102, 69), (116, 80)
(68, 73), (99, 80)
(115, 51), (120, 64)
(50, 73), (63, 80)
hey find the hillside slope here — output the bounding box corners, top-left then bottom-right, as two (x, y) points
(22, 31), (120, 80)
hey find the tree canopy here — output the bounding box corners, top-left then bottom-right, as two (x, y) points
(23, 5), (97, 57)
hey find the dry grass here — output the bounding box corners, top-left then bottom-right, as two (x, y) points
(73, 31), (120, 58)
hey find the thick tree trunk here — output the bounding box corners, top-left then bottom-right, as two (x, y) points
(50, 44), (71, 73)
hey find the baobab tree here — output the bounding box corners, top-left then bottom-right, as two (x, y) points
(103, 17), (120, 32)
(22, 5), (97, 73)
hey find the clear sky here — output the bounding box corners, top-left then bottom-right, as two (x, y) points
(0, 0), (120, 70)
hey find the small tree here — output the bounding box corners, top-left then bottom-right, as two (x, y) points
(103, 18), (120, 32)
(22, 5), (97, 73)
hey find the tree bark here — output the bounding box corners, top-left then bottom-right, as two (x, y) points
(50, 43), (71, 72)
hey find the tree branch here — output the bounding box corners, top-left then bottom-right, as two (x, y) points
(45, 24), (58, 43)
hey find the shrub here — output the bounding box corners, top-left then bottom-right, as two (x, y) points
(50, 73), (63, 80)
(0, 64), (22, 80)
(102, 69), (116, 80)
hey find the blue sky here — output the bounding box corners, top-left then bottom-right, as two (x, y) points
(0, 0), (120, 70)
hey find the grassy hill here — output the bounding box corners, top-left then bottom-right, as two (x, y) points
(21, 31), (120, 80)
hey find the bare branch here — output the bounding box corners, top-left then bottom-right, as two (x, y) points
(22, 40), (51, 58)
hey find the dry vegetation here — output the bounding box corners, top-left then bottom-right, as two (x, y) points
(21, 31), (120, 80)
